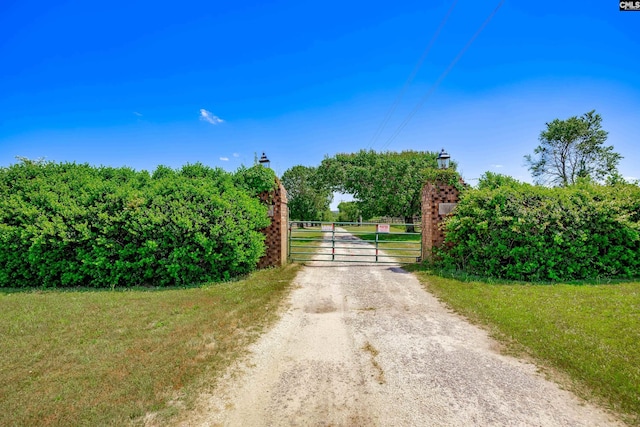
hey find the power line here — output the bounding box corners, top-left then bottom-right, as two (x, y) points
(369, 0), (459, 150)
(380, 0), (505, 151)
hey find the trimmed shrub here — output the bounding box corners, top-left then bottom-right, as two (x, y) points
(0, 160), (274, 288)
(439, 175), (640, 281)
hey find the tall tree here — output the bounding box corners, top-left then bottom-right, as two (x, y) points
(318, 150), (454, 232)
(337, 201), (361, 223)
(281, 165), (332, 222)
(524, 110), (622, 186)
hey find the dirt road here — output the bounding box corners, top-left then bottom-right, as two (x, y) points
(178, 231), (621, 426)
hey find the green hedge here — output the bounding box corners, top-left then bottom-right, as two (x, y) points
(0, 160), (275, 288)
(439, 175), (640, 281)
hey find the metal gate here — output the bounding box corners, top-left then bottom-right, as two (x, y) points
(288, 221), (422, 263)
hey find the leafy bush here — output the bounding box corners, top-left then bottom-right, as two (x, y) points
(475, 171), (523, 190)
(233, 164), (278, 197)
(439, 175), (640, 281)
(0, 160), (275, 288)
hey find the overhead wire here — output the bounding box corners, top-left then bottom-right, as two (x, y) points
(369, 0), (459, 150)
(379, 0), (505, 151)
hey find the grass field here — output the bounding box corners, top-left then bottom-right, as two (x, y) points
(0, 265), (300, 426)
(290, 224), (421, 263)
(409, 268), (640, 425)
(342, 224), (422, 262)
(288, 227), (331, 262)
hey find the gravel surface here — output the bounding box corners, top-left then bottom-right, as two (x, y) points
(175, 230), (621, 426)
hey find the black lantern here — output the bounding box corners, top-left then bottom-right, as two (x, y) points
(436, 149), (450, 169)
(258, 152), (271, 168)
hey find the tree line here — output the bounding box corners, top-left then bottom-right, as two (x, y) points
(283, 110), (628, 226)
(281, 110), (638, 280)
(282, 150), (450, 232)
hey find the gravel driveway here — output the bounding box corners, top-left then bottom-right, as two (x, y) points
(178, 230), (621, 426)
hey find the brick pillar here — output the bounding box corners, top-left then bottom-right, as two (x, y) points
(421, 182), (460, 260)
(257, 181), (288, 269)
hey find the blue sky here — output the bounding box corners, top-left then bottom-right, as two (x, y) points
(1, 0), (639, 208)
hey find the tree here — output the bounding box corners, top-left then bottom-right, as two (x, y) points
(337, 201), (361, 223)
(477, 171), (527, 190)
(524, 110), (622, 186)
(281, 165), (332, 223)
(318, 150), (456, 232)
(233, 164), (277, 197)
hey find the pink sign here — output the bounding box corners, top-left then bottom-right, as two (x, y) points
(377, 224), (390, 233)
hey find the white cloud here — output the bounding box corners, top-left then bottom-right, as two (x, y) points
(133, 111), (143, 117)
(220, 157), (229, 161)
(491, 164), (503, 169)
(200, 109), (223, 124)
(233, 153), (240, 157)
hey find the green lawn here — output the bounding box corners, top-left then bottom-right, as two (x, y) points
(409, 269), (640, 425)
(0, 265), (300, 426)
(342, 224), (422, 262)
(289, 224), (422, 262)
(288, 227), (330, 262)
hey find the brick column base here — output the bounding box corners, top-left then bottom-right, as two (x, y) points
(421, 182), (460, 260)
(257, 181), (288, 269)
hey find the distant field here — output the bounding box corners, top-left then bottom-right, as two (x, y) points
(342, 224), (422, 262)
(289, 223), (421, 263)
(288, 228), (327, 262)
(410, 269), (640, 426)
(0, 265), (300, 426)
